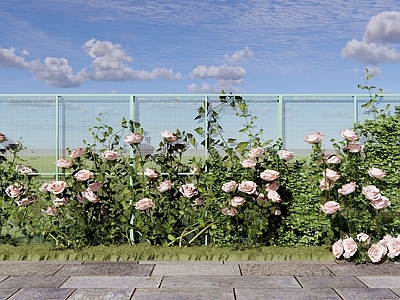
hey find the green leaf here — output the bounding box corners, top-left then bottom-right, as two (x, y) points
(195, 127), (204, 135)
(167, 234), (176, 241)
(236, 141), (249, 152)
(227, 138), (236, 144)
(197, 217), (205, 227)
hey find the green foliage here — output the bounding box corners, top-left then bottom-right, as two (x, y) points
(1, 77), (400, 264)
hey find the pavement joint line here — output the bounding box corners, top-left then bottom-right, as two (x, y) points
(158, 275), (165, 288)
(354, 275), (372, 288)
(293, 275), (304, 288)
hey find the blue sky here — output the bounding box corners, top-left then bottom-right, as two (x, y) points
(1, 0), (400, 94)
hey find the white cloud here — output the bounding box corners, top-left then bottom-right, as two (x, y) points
(0, 39), (183, 88)
(190, 64), (246, 80)
(364, 11), (400, 43)
(0, 47), (28, 68)
(342, 11), (400, 65)
(188, 79), (244, 94)
(28, 57), (88, 88)
(223, 47), (253, 63)
(83, 38), (182, 81)
(341, 38), (400, 64)
(365, 65), (382, 76)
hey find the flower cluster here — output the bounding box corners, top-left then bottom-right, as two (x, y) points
(313, 129), (389, 214)
(306, 128), (395, 263)
(221, 146), (286, 217)
(333, 234), (400, 263)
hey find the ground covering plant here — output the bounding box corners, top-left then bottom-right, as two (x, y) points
(1, 70), (400, 263)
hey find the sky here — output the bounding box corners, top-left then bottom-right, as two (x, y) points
(0, 0), (400, 95)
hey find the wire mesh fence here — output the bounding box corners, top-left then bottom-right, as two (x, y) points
(1, 93), (400, 174)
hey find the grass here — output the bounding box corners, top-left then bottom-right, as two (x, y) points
(0, 244), (334, 261)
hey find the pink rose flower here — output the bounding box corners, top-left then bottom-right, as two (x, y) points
(267, 190), (281, 203)
(69, 147), (86, 158)
(347, 143), (363, 153)
(0, 133), (6, 143)
(342, 237), (358, 259)
(55, 159), (73, 168)
(241, 158), (256, 168)
(280, 150), (295, 161)
(362, 185), (381, 201)
(47, 181), (67, 194)
(16, 195), (36, 206)
(260, 170), (280, 181)
(15, 164), (37, 174)
(324, 168), (340, 181)
(319, 178), (335, 191)
(266, 182), (280, 192)
(74, 170), (94, 181)
(52, 197), (69, 207)
(320, 201), (340, 214)
(124, 133), (144, 145)
(238, 181), (257, 194)
(231, 196), (246, 207)
(144, 168), (159, 179)
(221, 181), (238, 193)
(368, 243), (388, 263)
(87, 182), (103, 192)
(191, 198), (204, 206)
(41, 206), (58, 216)
(356, 233), (370, 244)
(340, 128), (359, 142)
(179, 184), (198, 198)
(161, 130), (178, 142)
(387, 237), (400, 259)
(76, 193), (87, 204)
(338, 182), (357, 196)
(39, 182), (53, 192)
(370, 195), (390, 210)
(102, 150), (119, 161)
(222, 207), (238, 216)
(323, 154), (341, 164)
(255, 192), (265, 201)
(248, 147), (264, 158)
(5, 184), (25, 198)
(157, 180), (174, 193)
(135, 198), (154, 210)
(332, 240), (344, 259)
(368, 167), (386, 179)
(305, 132), (324, 144)
(81, 190), (99, 203)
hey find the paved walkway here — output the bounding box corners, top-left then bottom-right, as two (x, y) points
(0, 260), (400, 299)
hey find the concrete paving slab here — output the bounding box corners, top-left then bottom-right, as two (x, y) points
(0, 262), (67, 276)
(132, 288), (235, 300)
(55, 262), (154, 276)
(334, 288), (399, 300)
(161, 275), (301, 289)
(68, 288), (134, 300)
(357, 276), (400, 288)
(0, 288), (19, 300)
(60, 275), (162, 289)
(0, 277), (7, 283)
(296, 276), (366, 289)
(240, 262), (333, 276)
(8, 288), (74, 300)
(151, 264), (240, 275)
(327, 262), (400, 276)
(389, 289), (400, 297)
(235, 288), (341, 300)
(0, 276), (69, 288)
